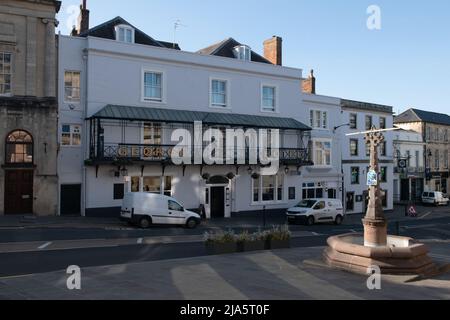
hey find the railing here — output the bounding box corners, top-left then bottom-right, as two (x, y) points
(90, 144), (311, 165)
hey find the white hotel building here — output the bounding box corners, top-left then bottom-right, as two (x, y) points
(57, 16), (325, 218)
(339, 99), (395, 214)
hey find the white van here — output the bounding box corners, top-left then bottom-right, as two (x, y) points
(421, 191), (449, 206)
(120, 193), (201, 229)
(286, 199), (344, 226)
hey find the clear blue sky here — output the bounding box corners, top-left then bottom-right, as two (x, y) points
(57, 0), (450, 115)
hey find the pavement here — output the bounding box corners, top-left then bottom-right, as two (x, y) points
(0, 245), (449, 300)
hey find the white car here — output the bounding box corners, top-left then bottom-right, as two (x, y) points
(287, 199), (344, 226)
(421, 191), (449, 206)
(120, 193), (201, 229)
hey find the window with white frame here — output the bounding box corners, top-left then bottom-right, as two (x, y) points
(143, 71), (163, 102)
(130, 176), (172, 195)
(210, 79), (227, 107)
(309, 110), (328, 129)
(61, 124), (81, 146)
(313, 139), (332, 166)
(64, 71), (80, 102)
(115, 25), (134, 43)
(262, 86), (276, 112)
(252, 174), (284, 203)
(349, 113), (357, 129)
(0, 52), (12, 95)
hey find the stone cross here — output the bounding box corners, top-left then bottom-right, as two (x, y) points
(363, 126), (387, 247)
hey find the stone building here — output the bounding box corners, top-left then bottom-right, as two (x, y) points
(394, 108), (450, 194)
(0, 0), (60, 215)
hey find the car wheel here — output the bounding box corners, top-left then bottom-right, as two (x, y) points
(139, 217), (152, 229)
(334, 215), (343, 225)
(186, 218), (198, 229)
(306, 216), (315, 226)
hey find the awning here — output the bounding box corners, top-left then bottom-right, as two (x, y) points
(90, 104), (311, 131)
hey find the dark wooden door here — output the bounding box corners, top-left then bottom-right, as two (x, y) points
(401, 179), (410, 201)
(210, 187), (225, 218)
(4, 170), (33, 215)
(60, 184), (81, 216)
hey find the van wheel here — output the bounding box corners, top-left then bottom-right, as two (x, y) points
(335, 215), (343, 225)
(139, 217), (152, 229)
(186, 218), (198, 229)
(306, 216), (315, 226)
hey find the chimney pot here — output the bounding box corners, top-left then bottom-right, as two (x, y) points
(263, 36), (282, 66)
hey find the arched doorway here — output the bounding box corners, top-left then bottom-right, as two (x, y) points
(4, 130), (34, 215)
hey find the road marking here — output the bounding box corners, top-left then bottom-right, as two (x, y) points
(137, 238), (143, 244)
(418, 211), (432, 219)
(38, 242), (52, 250)
(311, 232), (323, 236)
(402, 224), (436, 230)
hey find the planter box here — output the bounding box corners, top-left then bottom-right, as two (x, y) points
(205, 242), (237, 255)
(269, 239), (291, 250)
(238, 240), (266, 252)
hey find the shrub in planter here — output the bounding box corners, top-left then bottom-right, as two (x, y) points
(204, 230), (237, 255)
(236, 231), (265, 252)
(267, 225), (291, 249)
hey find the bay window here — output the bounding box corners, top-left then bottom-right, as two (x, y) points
(313, 139), (332, 166)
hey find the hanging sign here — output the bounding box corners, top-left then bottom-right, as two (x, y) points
(367, 169), (378, 186)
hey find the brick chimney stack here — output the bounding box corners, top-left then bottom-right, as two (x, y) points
(75, 0), (89, 35)
(302, 69), (316, 94)
(263, 36), (282, 66)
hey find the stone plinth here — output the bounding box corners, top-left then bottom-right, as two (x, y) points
(323, 234), (437, 276)
(362, 218), (387, 247)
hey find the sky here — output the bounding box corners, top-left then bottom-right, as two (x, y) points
(56, 0), (450, 115)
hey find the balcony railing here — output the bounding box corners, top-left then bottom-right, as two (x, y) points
(89, 144), (311, 166)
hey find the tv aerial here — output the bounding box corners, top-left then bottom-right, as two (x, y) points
(173, 19), (187, 48)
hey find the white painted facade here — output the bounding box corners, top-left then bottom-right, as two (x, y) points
(57, 34), (321, 217)
(340, 103), (394, 214)
(302, 93), (343, 202)
(393, 129), (425, 202)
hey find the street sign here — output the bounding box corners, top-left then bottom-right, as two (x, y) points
(407, 204), (417, 217)
(367, 170), (378, 186)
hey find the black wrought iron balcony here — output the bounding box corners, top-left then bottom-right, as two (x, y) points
(88, 143), (311, 166)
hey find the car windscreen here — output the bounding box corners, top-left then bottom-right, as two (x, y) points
(295, 200), (317, 208)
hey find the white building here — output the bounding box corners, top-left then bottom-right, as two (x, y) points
(57, 16), (319, 218)
(339, 99), (394, 214)
(302, 92), (343, 202)
(392, 128), (425, 203)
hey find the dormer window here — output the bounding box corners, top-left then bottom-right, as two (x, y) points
(115, 24), (134, 43)
(233, 45), (251, 61)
